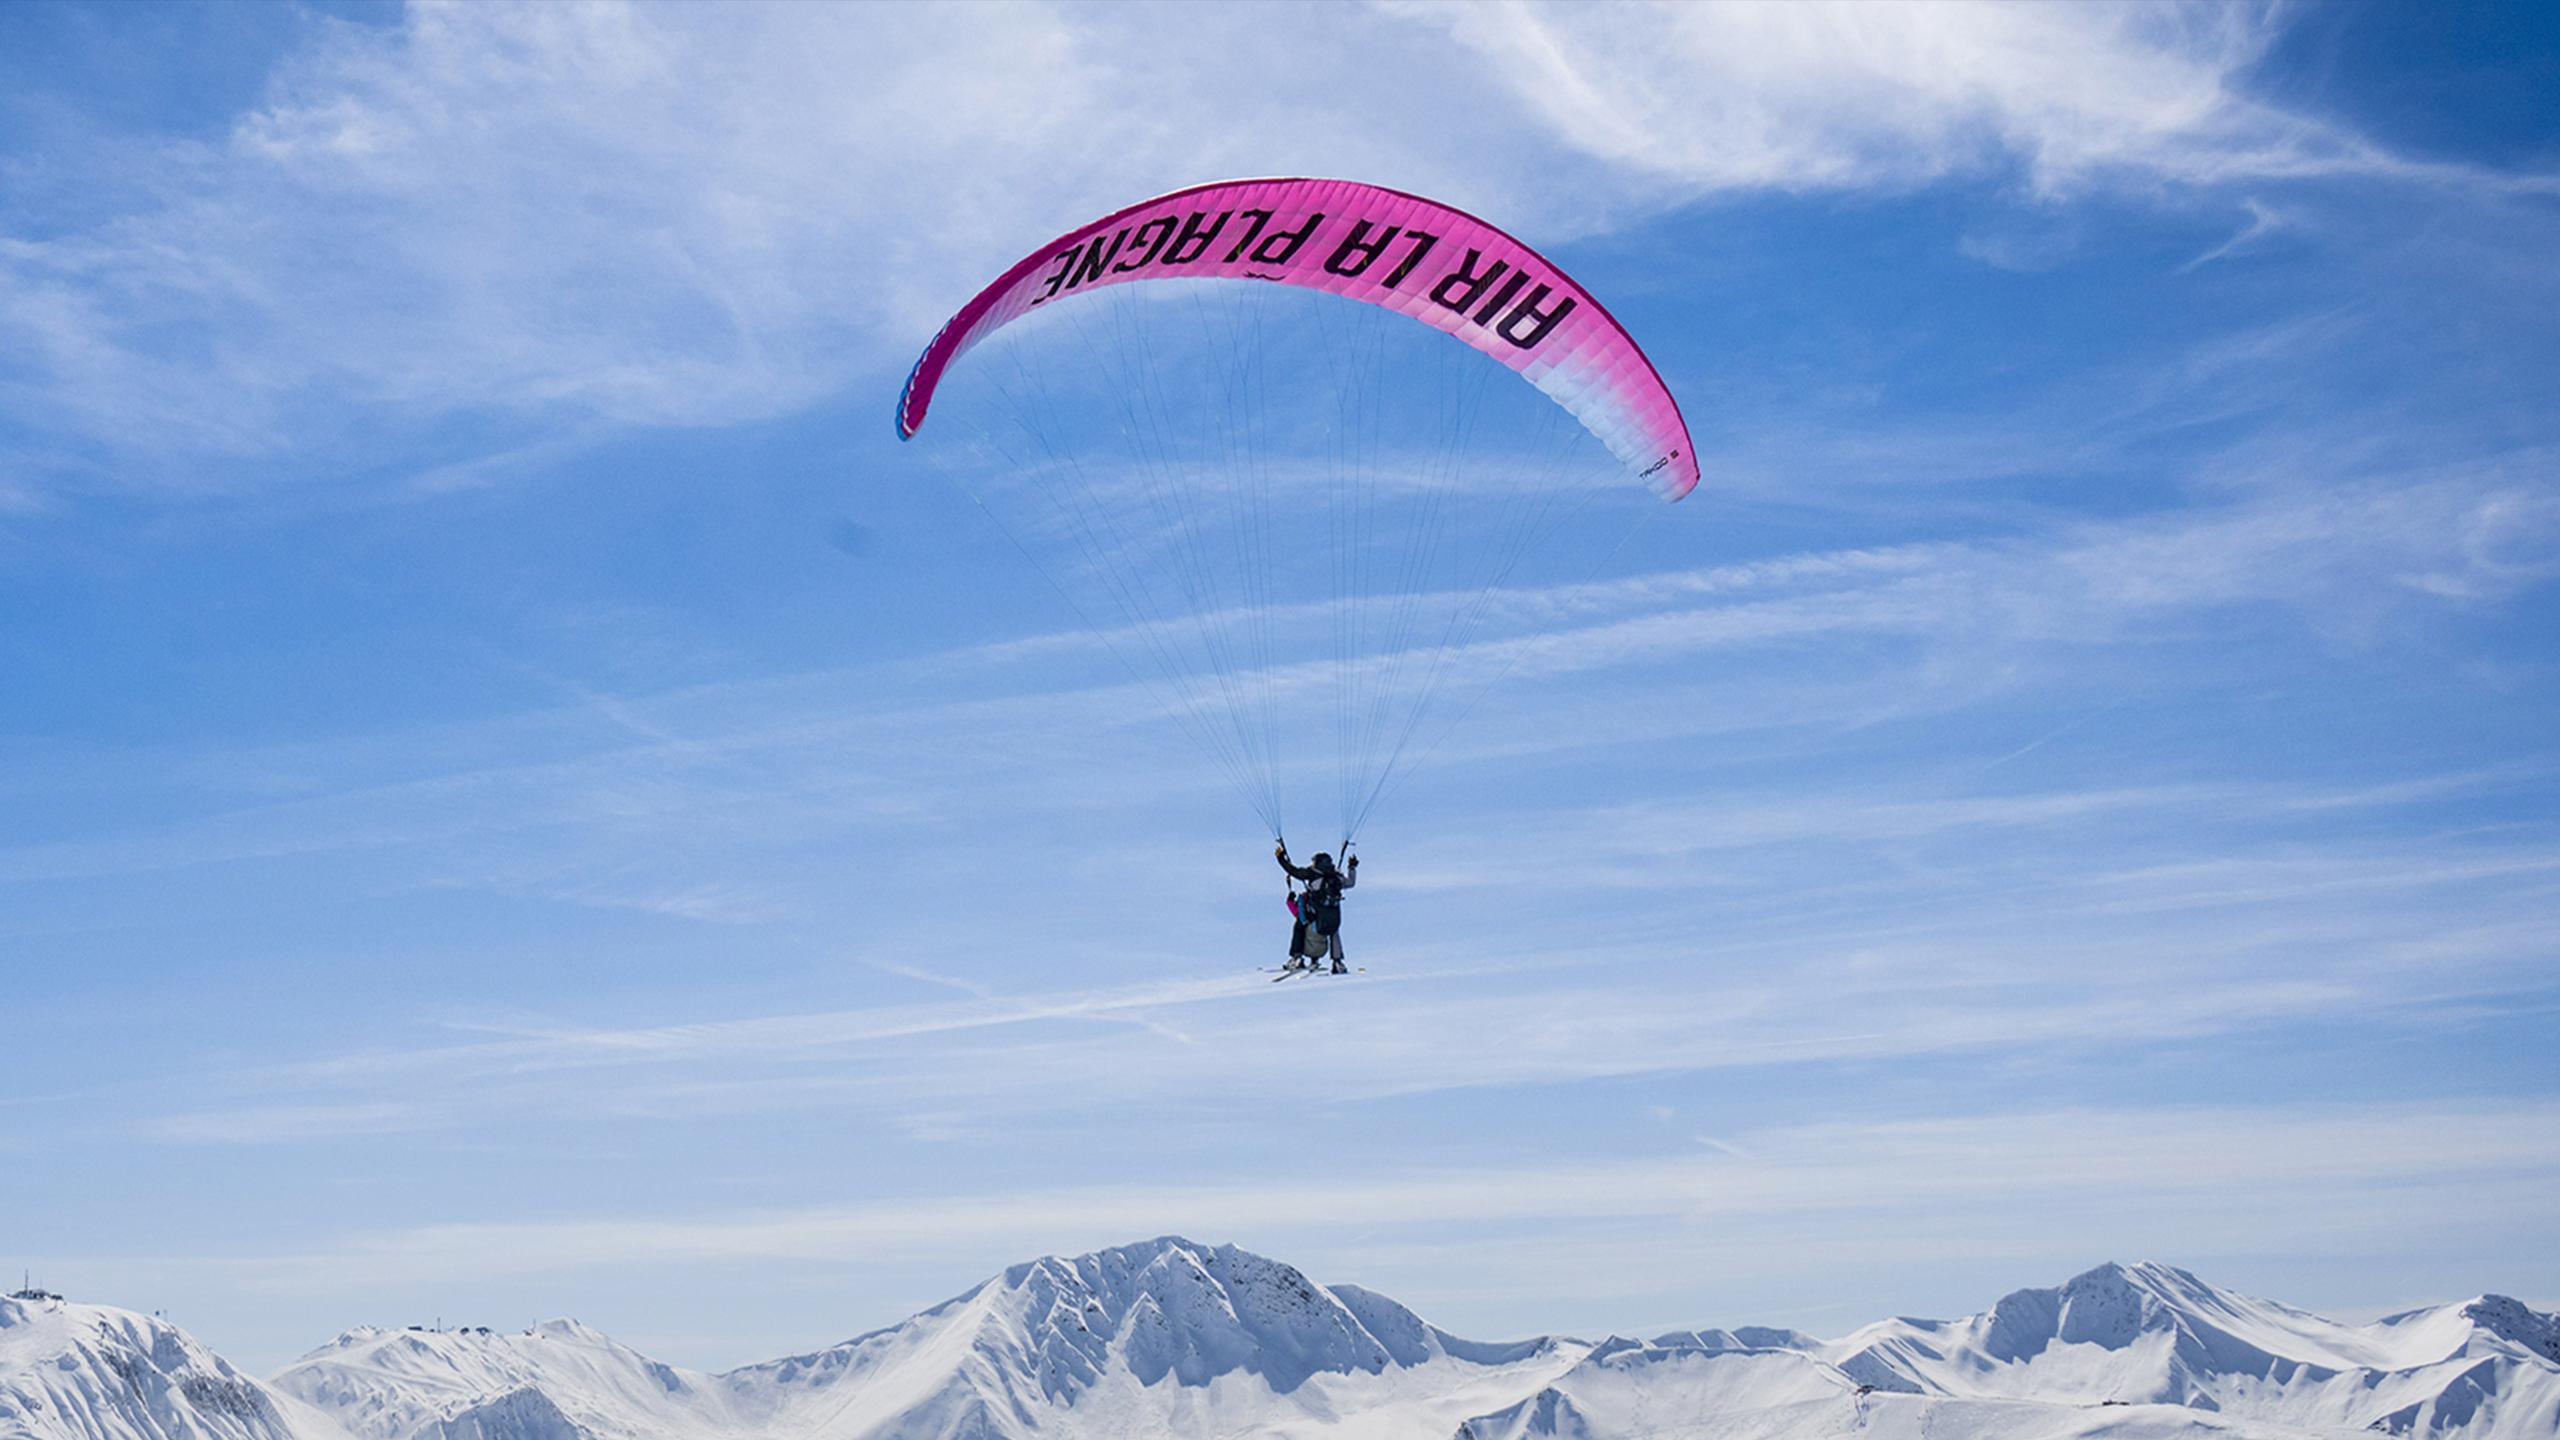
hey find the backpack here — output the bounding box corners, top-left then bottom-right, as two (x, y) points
(1303, 888), (1341, 937)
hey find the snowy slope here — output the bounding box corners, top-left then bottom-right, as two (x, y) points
(1464, 1263), (2560, 1440)
(721, 1236), (1586, 1439)
(1458, 1341), (1855, 1440)
(270, 1318), (740, 1440)
(1468, 1382), (2351, 1440)
(1804, 1263), (2560, 1440)
(0, 1295), (343, 1440)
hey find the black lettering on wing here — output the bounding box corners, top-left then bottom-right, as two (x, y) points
(1495, 285), (1577, 348)
(1034, 244), (1081, 303)
(1324, 220), (1403, 278)
(1430, 248), (1511, 316)
(1114, 216), (1179, 273)
(1162, 210), (1232, 266)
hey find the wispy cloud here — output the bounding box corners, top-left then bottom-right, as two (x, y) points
(2177, 197), (2292, 272)
(1399, 2), (2553, 200)
(146, 1099), (2560, 1293)
(4, 1), (2533, 494)
(2, 447), (2547, 925)
(140, 1102), (442, 1147)
(114, 764), (2553, 1151)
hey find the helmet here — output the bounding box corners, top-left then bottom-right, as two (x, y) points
(1312, 852), (1335, 870)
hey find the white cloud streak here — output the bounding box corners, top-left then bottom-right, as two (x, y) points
(121, 771), (2556, 1149)
(141, 1099), (2560, 1294)
(1, 449), (2547, 901)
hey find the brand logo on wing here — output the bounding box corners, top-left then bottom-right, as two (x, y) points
(1030, 208), (1578, 352)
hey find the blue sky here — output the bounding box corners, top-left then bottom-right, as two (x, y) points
(3, 0), (2557, 1375)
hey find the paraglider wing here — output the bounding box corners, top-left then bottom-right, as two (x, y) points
(896, 177), (1700, 500)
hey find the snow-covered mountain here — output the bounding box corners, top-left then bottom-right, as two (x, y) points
(714, 1238), (1581, 1439)
(1812, 1261), (2560, 1440)
(9, 1248), (2556, 1440)
(269, 1237), (1582, 1440)
(1468, 1262), (2560, 1440)
(0, 1293), (344, 1440)
(271, 1317), (739, 1440)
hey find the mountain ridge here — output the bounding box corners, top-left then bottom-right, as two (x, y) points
(7, 1242), (2553, 1440)
(1, 1294), (344, 1440)
(1483, 1259), (2560, 1440)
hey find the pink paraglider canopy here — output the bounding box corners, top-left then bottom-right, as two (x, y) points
(895, 177), (1700, 500)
